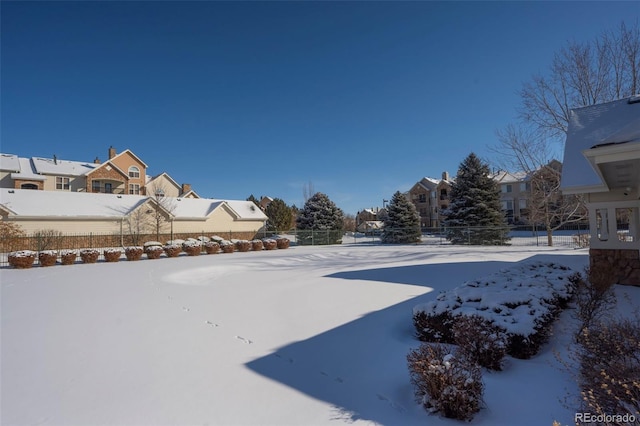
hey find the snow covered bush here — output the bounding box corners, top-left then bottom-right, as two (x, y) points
(235, 240), (251, 252)
(204, 241), (220, 254)
(251, 239), (263, 251)
(80, 249), (100, 264)
(163, 244), (181, 258)
(262, 238), (277, 250)
(197, 235), (211, 243)
(413, 261), (580, 359)
(145, 245), (164, 259)
(103, 248), (122, 263)
(453, 315), (507, 371)
(38, 250), (58, 267)
(220, 240), (235, 253)
(210, 235), (225, 244)
(576, 318), (640, 422)
(8, 250), (36, 269)
(124, 246), (143, 261)
(407, 343), (484, 421)
(60, 249), (77, 265)
(182, 240), (202, 256)
(166, 239), (185, 250)
(276, 237), (290, 249)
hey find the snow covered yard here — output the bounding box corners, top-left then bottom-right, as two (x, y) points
(2, 243), (633, 425)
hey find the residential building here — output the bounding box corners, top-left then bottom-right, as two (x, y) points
(493, 170), (530, 224)
(0, 146), (197, 198)
(355, 207), (386, 233)
(0, 188), (267, 237)
(408, 172), (453, 228)
(561, 95), (640, 285)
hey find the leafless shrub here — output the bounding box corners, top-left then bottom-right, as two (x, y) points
(407, 343), (484, 421)
(453, 315), (507, 371)
(576, 318), (640, 424)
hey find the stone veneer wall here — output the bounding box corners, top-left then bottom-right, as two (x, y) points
(589, 248), (640, 286)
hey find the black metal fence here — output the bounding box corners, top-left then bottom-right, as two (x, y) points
(1, 225), (591, 267)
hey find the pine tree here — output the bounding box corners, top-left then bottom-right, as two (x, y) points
(265, 198), (293, 232)
(296, 192), (344, 245)
(381, 191), (422, 244)
(444, 153), (510, 245)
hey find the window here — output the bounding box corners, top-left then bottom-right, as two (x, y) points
(129, 184), (140, 195)
(56, 176), (70, 190)
(519, 199), (527, 209)
(21, 183), (38, 190)
(92, 180), (101, 192)
(520, 182), (531, 192)
(128, 166), (140, 179)
(155, 188), (165, 198)
(418, 194), (427, 203)
(502, 184), (512, 193)
(502, 200), (514, 211)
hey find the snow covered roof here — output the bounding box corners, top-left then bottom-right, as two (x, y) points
(224, 200), (269, 221)
(492, 170), (528, 184)
(561, 95), (640, 193)
(0, 188), (148, 218)
(0, 188), (267, 221)
(12, 158), (46, 181)
(0, 154), (21, 172)
(30, 156), (97, 176)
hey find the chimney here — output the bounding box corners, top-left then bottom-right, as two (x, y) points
(181, 183), (191, 195)
(53, 155), (57, 165)
(108, 146), (116, 159)
(94, 157), (101, 164)
(442, 171), (450, 181)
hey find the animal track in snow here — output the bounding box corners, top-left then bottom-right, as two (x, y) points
(182, 306), (190, 312)
(205, 320), (219, 327)
(235, 335), (253, 344)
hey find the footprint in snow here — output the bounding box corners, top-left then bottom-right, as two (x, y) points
(376, 394), (405, 412)
(235, 335), (253, 344)
(320, 371), (344, 383)
(275, 354), (295, 364)
(205, 320), (219, 327)
(182, 306), (190, 312)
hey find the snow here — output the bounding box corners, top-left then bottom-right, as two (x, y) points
(414, 261), (577, 337)
(1, 243), (637, 425)
(561, 95), (640, 192)
(0, 188), (267, 221)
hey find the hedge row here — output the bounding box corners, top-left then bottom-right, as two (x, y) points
(6, 237), (291, 269)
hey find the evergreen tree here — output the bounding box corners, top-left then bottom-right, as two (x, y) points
(381, 191), (422, 244)
(444, 153), (510, 245)
(265, 198), (294, 232)
(296, 192), (344, 245)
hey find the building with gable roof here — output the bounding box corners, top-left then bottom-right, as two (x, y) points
(561, 95), (640, 285)
(0, 146), (197, 198)
(408, 172), (453, 228)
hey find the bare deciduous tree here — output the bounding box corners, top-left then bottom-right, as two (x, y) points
(492, 126), (587, 246)
(146, 182), (176, 241)
(519, 22), (640, 142)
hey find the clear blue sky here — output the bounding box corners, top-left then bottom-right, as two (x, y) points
(2, 1), (638, 215)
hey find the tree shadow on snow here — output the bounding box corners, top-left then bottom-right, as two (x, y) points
(246, 253), (588, 425)
(245, 260), (519, 425)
